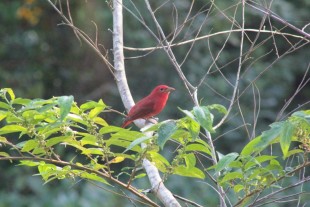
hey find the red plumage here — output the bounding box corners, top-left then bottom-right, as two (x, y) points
(122, 85), (175, 128)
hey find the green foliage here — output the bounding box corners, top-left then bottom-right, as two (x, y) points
(0, 89), (212, 184)
(213, 111), (310, 204)
(0, 88), (309, 206)
(157, 120), (178, 149)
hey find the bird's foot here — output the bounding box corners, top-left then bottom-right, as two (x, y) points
(145, 117), (158, 125)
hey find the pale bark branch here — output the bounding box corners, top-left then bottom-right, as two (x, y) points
(123, 30), (308, 52)
(112, 1), (181, 206)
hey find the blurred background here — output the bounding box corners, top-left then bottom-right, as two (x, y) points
(0, 0), (309, 206)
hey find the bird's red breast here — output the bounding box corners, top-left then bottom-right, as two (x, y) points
(122, 85), (175, 128)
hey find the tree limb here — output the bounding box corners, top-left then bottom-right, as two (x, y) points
(112, 1), (181, 206)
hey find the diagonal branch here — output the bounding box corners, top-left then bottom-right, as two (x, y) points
(0, 156), (158, 207)
(46, 0), (115, 76)
(144, 0), (197, 106)
(246, 0), (310, 39)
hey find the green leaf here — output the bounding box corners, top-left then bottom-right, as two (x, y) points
(21, 140), (38, 152)
(292, 110), (310, 122)
(23, 99), (54, 111)
(46, 136), (71, 147)
(88, 100), (106, 118)
(110, 130), (144, 142)
(0, 136), (8, 143)
(256, 122), (282, 151)
(286, 149), (304, 157)
(0, 125), (27, 135)
(157, 120), (178, 149)
(185, 143), (211, 155)
(255, 155), (277, 163)
(67, 114), (87, 125)
(134, 173), (146, 180)
(179, 108), (195, 120)
(80, 100), (106, 111)
(173, 166), (205, 179)
(280, 121), (294, 158)
(233, 184), (244, 193)
(18, 160), (40, 167)
(106, 139), (141, 152)
(180, 117), (200, 140)
(0, 152), (10, 157)
(124, 136), (152, 152)
(193, 106), (214, 133)
(148, 151), (170, 172)
(207, 104), (228, 115)
(0, 102), (10, 109)
(12, 98), (31, 105)
(241, 137), (262, 156)
(0, 111), (7, 122)
(242, 122), (284, 156)
(57, 96), (73, 121)
(80, 171), (110, 185)
(37, 103), (56, 113)
(82, 148), (104, 155)
(80, 134), (97, 146)
(6, 113), (23, 123)
(93, 117), (108, 126)
(219, 171), (243, 184)
(6, 88), (15, 101)
(266, 159), (282, 171)
(99, 126), (122, 134)
(183, 153), (196, 167)
(215, 152), (239, 173)
(38, 162), (57, 181)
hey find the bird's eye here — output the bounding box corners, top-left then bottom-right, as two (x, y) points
(160, 88), (164, 91)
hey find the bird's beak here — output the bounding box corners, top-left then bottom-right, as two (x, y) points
(165, 87), (175, 93)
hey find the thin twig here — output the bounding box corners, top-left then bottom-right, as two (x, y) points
(124, 29), (308, 51)
(234, 162), (310, 206)
(246, 0), (310, 39)
(213, 0), (245, 130)
(173, 194), (204, 207)
(0, 156), (159, 207)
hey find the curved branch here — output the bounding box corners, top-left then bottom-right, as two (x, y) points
(124, 29), (308, 51)
(0, 156), (159, 207)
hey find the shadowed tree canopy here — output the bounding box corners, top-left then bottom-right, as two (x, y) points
(0, 0), (309, 206)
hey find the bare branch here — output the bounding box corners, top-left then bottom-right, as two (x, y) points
(213, 0), (245, 130)
(0, 156), (158, 207)
(46, 0), (115, 76)
(124, 29), (308, 51)
(144, 0), (197, 103)
(246, 1), (310, 39)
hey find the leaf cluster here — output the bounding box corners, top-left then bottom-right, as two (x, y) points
(0, 88), (309, 206)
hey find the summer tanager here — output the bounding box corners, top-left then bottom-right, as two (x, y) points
(122, 85), (175, 128)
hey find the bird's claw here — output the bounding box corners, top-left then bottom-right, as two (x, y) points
(146, 117), (158, 125)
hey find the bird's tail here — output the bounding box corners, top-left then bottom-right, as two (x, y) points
(121, 117), (132, 128)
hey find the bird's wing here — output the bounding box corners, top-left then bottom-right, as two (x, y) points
(128, 98), (157, 120)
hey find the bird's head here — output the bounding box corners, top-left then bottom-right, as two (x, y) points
(152, 85), (175, 95)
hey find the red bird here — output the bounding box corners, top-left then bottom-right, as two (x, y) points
(122, 85), (175, 128)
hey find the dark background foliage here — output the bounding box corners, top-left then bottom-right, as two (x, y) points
(0, 0), (309, 206)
